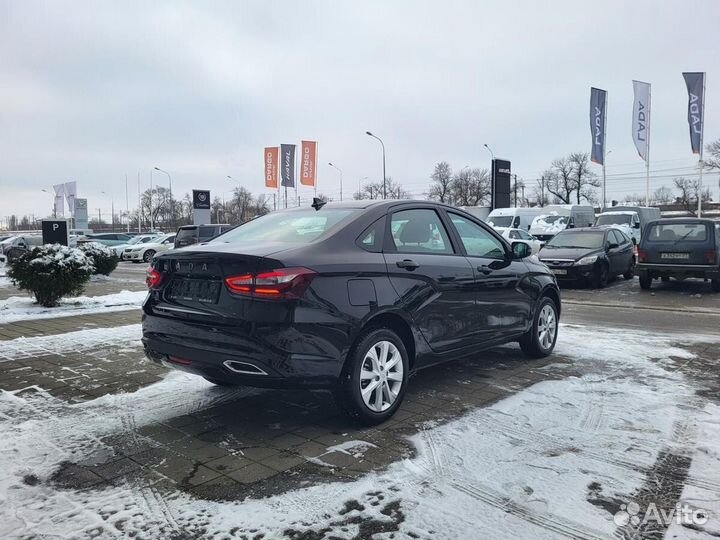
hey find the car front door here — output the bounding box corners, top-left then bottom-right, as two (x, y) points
(383, 207), (476, 354)
(445, 211), (532, 343)
(607, 230), (624, 274)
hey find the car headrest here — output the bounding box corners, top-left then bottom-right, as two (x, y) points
(399, 219), (432, 244)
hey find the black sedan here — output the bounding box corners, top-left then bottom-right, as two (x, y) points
(142, 200), (561, 424)
(538, 226), (635, 288)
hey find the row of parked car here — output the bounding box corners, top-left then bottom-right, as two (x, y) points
(0, 223), (235, 263)
(482, 206), (719, 292)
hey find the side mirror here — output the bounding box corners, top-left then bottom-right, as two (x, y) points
(567, 218), (575, 229)
(607, 241), (619, 250)
(634, 222), (640, 229)
(511, 241), (530, 259)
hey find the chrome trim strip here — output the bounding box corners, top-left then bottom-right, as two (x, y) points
(154, 304), (210, 316)
(223, 360), (268, 376)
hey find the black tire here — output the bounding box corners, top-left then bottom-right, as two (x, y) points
(591, 264), (609, 289)
(519, 296), (559, 359)
(712, 279), (720, 293)
(623, 258), (636, 280)
(203, 376), (240, 387)
(334, 327), (409, 426)
(639, 272), (652, 290)
(661, 276), (670, 283)
(143, 249), (156, 263)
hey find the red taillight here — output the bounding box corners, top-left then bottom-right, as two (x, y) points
(705, 250), (717, 264)
(224, 267), (316, 299)
(637, 249), (648, 263)
(146, 267), (163, 289)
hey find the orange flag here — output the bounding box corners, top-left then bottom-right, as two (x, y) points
(300, 140), (317, 187)
(264, 147), (278, 188)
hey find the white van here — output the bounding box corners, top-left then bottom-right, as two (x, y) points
(529, 204), (595, 243)
(597, 206), (661, 244)
(486, 207), (546, 231)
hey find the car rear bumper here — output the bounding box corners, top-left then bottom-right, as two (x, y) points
(141, 313), (346, 388)
(637, 263), (720, 280)
(543, 264), (595, 282)
(122, 251), (143, 261)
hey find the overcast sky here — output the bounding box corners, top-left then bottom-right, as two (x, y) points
(1, 0), (719, 220)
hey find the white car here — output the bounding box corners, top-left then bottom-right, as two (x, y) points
(111, 234), (161, 257)
(120, 233), (175, 263)
(495, 227), (542, 254)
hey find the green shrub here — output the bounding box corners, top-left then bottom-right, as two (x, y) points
(79, 242), (118, 275)
(7, 244), (95, 307)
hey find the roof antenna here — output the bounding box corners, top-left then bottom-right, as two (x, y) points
(311, 197), (327, 211)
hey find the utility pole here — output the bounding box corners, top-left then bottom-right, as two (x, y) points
(540, 176), (545, 207)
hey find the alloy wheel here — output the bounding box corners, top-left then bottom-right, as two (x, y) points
(537, 304), (557, 351)
(359, 340), (403, 412)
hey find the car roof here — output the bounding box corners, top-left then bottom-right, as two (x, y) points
(647, 217), (714, 224)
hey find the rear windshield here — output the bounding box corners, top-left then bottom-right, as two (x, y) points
(176, 228), (197, 241)
(596, 214), (631, 226)
(198, 226), (218, 239)
(212, 209), (358, 245)
(646, 223), (708, 242)
(545, 231), (605, 249)
(487, 216), (513, 228)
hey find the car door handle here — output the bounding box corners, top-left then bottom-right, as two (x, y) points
(477, 265), (493, 275)
(396, 259), (419, 270)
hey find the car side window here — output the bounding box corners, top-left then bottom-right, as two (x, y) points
(389, 209), (453, 254)
(518, 229), (531, 240)
(357, 217), (385, 253)
(610, 230), (623, 246)
(448, 213), (506, 258)
(509, 230), (520, 239)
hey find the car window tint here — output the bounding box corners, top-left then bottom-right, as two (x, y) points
(646, 223), (708, 242)
(390, 209), (453, 254)
(176, 228), (197, 241)
(357, 218), (384, 252)
(199, 226), (217, 238)
(518, 229), (531, 240)
(509, 230), (519, 239)
(449, 213), (505, 258)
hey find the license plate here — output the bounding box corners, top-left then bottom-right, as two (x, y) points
(552, 269), (567, 275)
(661, 253), (689, 260)
(168, 278), (221, 303)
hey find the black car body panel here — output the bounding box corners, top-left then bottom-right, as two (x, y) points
(637, 218), (720, 280)
(142, 200), (561, 389)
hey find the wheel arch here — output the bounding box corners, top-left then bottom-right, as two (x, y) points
(541, 285), (561, 317)
(355, 310), (418, 370)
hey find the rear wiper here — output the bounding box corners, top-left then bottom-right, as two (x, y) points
(671, 231), (694, 246)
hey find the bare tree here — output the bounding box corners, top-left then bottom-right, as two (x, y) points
(568, 152), (600, 203)
(451, 168), (490, 206)
(533, 178), (549, 207)
(358, 177), (409, 200)
(652, 186), (674, 205)
(543, 157), (574, 204)
(673, 177), (712, 216)
(705, 138), (720, 170)
(428, 161), (454, 203)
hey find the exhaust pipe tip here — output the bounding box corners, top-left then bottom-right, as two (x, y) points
(223, 360), (268, 376)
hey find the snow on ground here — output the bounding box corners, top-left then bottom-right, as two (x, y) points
(0, 325), (718, 539)
(0, 290), (146, 324)
(0, 324), (141, 361)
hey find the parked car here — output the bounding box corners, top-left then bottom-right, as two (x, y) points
(487, 207), (547, 231)
(529, 205), (596, 244)
(174, 224), (233, 249)
(495, 227), (542, 254)
(538, 226), (635, 288)
(637, 218), (720, 292)
(143, 200), (561, 424)
(78, 233), (134, 247)
(0, 235), (44, 260)
(111, 233), (161, 257)
(121, 234), (175, 263)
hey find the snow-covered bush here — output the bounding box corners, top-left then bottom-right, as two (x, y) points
(6, 244), (95, 307)
(79, 242), (118, 275)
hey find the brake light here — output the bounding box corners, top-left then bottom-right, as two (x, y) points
(637, 249), (648, 263)
(146, 267), (163, 289)
(224, 267), (316, 299)
(705, 250), (717, 264)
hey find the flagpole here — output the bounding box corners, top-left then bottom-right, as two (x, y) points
(137, 172), (142, 233)
(645, 84), (652, 207)
(698, 72), (706, 218)
(602, 92), (608, 210)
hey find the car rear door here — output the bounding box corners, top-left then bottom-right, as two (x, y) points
(383, 207), (477, 354)
(445, 211), (532, 342)
(642, 222), (713, 266)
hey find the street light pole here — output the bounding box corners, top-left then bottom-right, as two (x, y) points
(154, 167), (173, 229)
(328, 162), (343, 201)
(366, 131), (387, 199)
